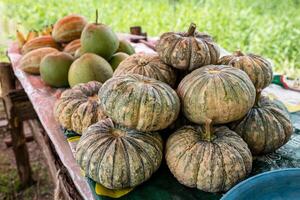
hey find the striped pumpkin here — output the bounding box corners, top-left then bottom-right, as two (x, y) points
(54, 81), (106, 134)
(231, 94), (293, 155)
(22, 35), (60, 54)
(113, 53), (177, 87)
(52, 14), (87, 43)
(156, 23), (220, 71)
(76, 118), (163, 189)
(98, 74), (180, 132)
(19, 47), (58, 74)
(166, 120), (252, 192)
(177, 65), (256, 124)
(63, 39), (81, 56)
(219, 50), (273, 91)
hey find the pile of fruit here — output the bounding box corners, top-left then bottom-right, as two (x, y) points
(18, 13), (293, 193)
(18, 11), (134, 88)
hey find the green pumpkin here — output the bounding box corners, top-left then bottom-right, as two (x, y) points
(76, 118), (163, 189)
(98, 74), (180, 132)
(166, 120), (252, 192)
(54, 81), (107, 134)
(177, 65), (256, 124)
(218, 50), (273, 91)
(156, 23), (220, 71)
(113, 53), (177, 87)
(231, 94), (293, 155)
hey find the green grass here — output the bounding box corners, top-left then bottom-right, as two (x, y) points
(1, 0), (300, 76)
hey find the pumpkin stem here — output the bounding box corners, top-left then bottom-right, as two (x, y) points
(254, 90), (262, 106)
(186, 23), (196, 36)
(235, 50), (244, 56)
(95, 9), (98, 25)
(203, 118), (213, 141)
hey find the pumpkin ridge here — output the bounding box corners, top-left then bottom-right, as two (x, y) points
(88, 137), (114, 178)
(255, 107), (270, 153)
(174, 139), (199, 172)
(135, 85), (146, 130)
(215, 143), (226, 191)
(110, 140), (118, 187)
(125, 139), (146, 181)
(119, 139), (132, 187)
(223, 70), (255, 99)
(125, 137), (156, 173)
(129, 133), (162, 155)
(264, 108), (290, 145)
(166, 36), (181, 64)
(220, 142), (247, 178)
(196, 142), (207, 189)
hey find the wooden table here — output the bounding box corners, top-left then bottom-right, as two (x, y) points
(7, 37), (156, 200)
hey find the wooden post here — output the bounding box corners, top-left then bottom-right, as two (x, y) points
(0, 62), (35, 189)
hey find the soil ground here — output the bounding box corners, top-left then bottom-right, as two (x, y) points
(0, 101), (54, 200)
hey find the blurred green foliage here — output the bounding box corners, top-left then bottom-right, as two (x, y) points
(1, 0), (299, 75)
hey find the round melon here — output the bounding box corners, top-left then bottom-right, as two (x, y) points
(40, 52), (74, 87)
(109, 52), (129, 70)
(117, 39), (135, 55)
(80, 22), (119, 59)
(68, 53), (113, 87)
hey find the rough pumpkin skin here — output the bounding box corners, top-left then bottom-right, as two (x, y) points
(166, 121), (252, 193)
(19, 47), (59, 74)
(230, 94), (293, 155)
(156, 23), (220, 71)
(21, 35), (60, 54)
(75, 118), (163, 189)
(54, 81), (107, 134)
(218, 50), (273, 91)
(98, 74), (180, 132)
(52, 14), (87, 43)
(63, 39), (81, 56)
(113, 53), (177, 87)
(177, 65), (256, 124)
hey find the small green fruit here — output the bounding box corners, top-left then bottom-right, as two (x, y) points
(109, 52), (129, 71)
(68, 53), (113, 87)
(117, 40), (135, 55)
(80, 22), (119, 59)
(40, 52), (74, 87)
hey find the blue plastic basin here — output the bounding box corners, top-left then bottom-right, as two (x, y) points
(221, 168), (300, 200)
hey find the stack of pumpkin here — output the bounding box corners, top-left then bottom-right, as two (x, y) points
(75, 23), (292, 193)
(19, 13), (294, 193)
(18, 12), (135, 88)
